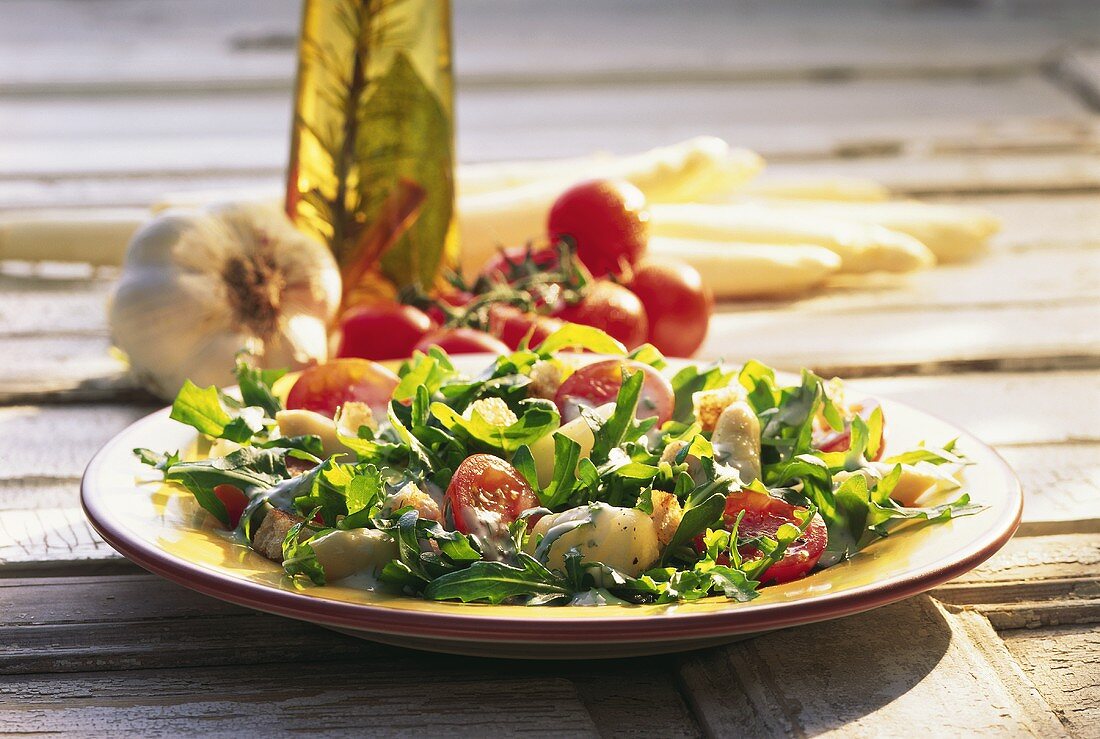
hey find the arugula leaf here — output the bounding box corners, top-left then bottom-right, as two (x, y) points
(539, 434), (582, 508)
(170, 380), (267, 443)
(511, 445), (539, 490)
(431, 399), (560, 455)
(627, 343), (667, 369)
(163, 447), (289, 526)
(535, 324), (626, 356)
(882, 439), (966, 467)
(669, 362), (735, 423)
(345, 465), (384, 516)
(134, 448), (181, 471)
(282, 519), (326, 585)
(588, 369), (644, 463)
(235, 360), (285, 417)
(422, 552), (570, 604)
(660, 476), (733, 565)
(257, 434), (324, 457)
(700, 563), (759, 602)
(393, 349), (461, 402)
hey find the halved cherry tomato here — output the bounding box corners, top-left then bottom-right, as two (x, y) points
(554, 280), (648, 349)
(815, 400), (885, 461)
(481, 245), (561, 284)
(628, 258), (713, 357)
(445, 454), (540, 535)
(286, 358), (399, 419)
(553, 358), (674, 425)
(412, 327), (511, 356)
(213, 484), (249, 529)
(335, 303), (436, 361)
(722, 490), (827, 585)
(488, 304), (563, 350)
(547, 179), (649, 277)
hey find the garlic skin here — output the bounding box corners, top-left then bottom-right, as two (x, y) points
(108, 202), (341, 399)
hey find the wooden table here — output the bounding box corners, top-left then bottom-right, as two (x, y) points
(2, 1), (1098, 735)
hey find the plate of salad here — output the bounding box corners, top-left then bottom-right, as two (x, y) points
(82, 325), (1021, 658)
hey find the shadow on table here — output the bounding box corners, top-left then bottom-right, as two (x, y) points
(673, 595), (955, 734)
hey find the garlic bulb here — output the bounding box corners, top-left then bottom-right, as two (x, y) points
(108, 202), (341, 399)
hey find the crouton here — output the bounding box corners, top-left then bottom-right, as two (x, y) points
(528, 360), (564, 400)
(251, 507), (304, 561)
(659, 439), (689, 466)
(649, 491), (684, 547)
(466, 397), (518, 427)
(383, 482), (443, 523)
(337, 401), (377, 436)
(692, 385), (745, 432)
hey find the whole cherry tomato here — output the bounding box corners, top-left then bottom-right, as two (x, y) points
(553, 358), (674, 425)
(722, 490), (827, 585)
(445, 454), (540, 536)
(335, 304), (436, 361)
(286, 358), (399, 419)
(480, 245), (561, 284)
(554, 280), (648, 349)
(628, 258), (713, 357)
(487, 304), (563, 350)
(412, 327), (511, 356)
(212, 484), (249, 529)
(547, 179), (649, 277)
(425, 290), (474, 326)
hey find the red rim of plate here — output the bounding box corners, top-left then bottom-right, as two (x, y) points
(82, 402), (1022, 646)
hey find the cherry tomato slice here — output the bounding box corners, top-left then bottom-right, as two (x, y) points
(547, 179), (649, 277)
(815, 400), (885, 461)
(553, 359), (674, 425)
(487, 304), (563, 350)
(554, 280), (648, 349)
(285, 358), (399, 419)
(445, 454), (540, 535)
(723, 490), (827, 585)
(413, 327), (511, 356)
(335, 303), (436, 361)
(213, 484), (249, 529)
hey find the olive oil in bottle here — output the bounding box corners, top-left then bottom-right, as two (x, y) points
(285, 0), (456, 308)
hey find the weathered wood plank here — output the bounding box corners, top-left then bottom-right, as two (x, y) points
(675, 596), (1065, 736)
(0, 665), (601, 737)
(854, 370), (1100, 447)
(3, 77), (1090, 181)
(934, 533), (1100, 629)
(0, 574), (702, 737)
(1002, 624), (1100, 737)
(5, 0), (1100, 92)
(704, 302), (1100, 376)
(0, 405), (153, 509)
(0, 507), (117, 572)
(998, 443), (1100, 524)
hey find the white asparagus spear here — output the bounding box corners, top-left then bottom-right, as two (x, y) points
(647, 237), (841, 299)
(153, 139), (763, 211)
(649, 202), (935, 274)
(458, 137), (763, 201)
(751, 199), (1000, 262)
(0, 209), (143, 266)
(738, 176), (890, 202)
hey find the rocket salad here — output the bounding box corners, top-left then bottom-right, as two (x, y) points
(136, 324), (980, 606)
